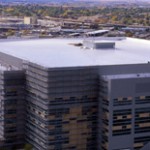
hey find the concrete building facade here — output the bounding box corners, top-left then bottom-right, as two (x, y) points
(0, 38), (150, 150)
(24, 16), (37, 25)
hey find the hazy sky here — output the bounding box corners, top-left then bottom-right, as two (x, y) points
(77, 0), (149, 1)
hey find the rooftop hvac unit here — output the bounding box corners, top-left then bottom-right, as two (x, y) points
(83, 40), (115, 50)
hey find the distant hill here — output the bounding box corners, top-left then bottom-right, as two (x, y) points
(0, 0), (65, 4)
(1, 0), (71, 3)
(1, 0), (150, 4)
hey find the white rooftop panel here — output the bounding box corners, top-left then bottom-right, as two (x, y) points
(0, 38), (150, 68)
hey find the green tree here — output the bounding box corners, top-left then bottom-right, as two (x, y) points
(24, 143), (33, 150)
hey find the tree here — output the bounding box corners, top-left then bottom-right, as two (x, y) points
(24, 143), (33, 150)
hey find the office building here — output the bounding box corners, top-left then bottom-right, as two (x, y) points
(0, 37), (150, 150)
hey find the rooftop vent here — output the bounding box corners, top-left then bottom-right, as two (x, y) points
(83, 40), (115, 50)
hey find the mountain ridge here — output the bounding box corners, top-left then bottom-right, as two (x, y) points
(1, 0), (150, 3)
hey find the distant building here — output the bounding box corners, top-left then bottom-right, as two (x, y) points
(0, 37), (150, 150)
(85, 29), (109, 36)
(121, 27), (147, 32)
(24, 16), (37, 25)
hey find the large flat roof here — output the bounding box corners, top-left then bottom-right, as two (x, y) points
(0, 37), (150, 68)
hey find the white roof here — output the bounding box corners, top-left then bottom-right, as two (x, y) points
(0, 37), (150, 68)
(86, 30), (109, 35)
